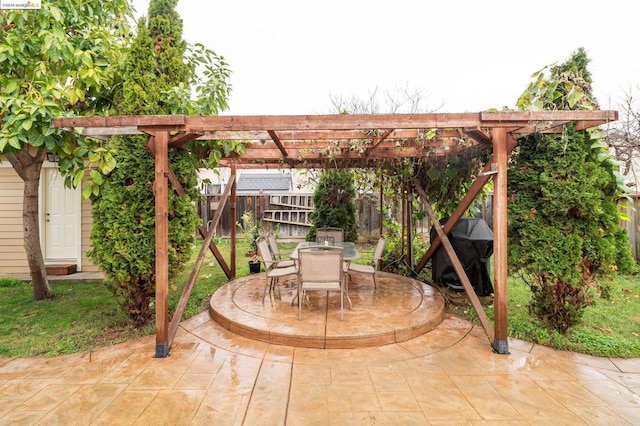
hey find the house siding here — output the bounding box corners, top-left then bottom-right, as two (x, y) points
(0, 167), (29, 274)
(0, 165), (98, 274)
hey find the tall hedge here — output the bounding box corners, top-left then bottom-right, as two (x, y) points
(88, 0), (200, 327)
(508, 48), (636, 333)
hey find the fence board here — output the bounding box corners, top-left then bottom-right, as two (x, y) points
(197, 193), (383, 240)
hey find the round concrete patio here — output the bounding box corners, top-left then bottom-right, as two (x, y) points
(209, 271), (445, 349)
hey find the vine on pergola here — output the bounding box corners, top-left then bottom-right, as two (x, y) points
(288, 128), (492, 275)
(380, 145), (491, 214)
(296, 129), (492, 216)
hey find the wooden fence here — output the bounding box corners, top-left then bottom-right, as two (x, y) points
(197, 193), (640, 261)
(197, 193), (382, 240)
(621, 196), (640, 260)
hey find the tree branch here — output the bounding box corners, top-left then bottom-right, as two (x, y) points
(4, 147), (47, 181)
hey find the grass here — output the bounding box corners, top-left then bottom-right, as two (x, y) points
(0, 238), (259, 358)
(449, 272), (640, 358)
(0, 278), (141, 357)
(1, 238), (639, 358)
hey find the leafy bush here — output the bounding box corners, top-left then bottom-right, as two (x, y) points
(88, 0), (201, 328)
(307, 168), (358, 242)
(89, 142), (200, 327)
(508, 49), (637, 333)
(457, 273), (640, 357)
(237, 210), (262, 254)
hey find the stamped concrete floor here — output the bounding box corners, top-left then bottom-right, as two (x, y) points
(209, 271), (445, 349)
(1, 274), (639, 425)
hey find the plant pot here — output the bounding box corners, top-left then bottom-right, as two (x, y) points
(249, 261), (261, 274)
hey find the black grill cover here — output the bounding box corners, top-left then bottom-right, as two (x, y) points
(431, 218), (494, 296)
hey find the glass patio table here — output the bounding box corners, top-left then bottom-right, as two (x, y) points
(289, 241), (361, 261)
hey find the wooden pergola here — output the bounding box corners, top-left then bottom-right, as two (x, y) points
(53, 110), (618, 357)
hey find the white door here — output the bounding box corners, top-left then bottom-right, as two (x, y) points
(44, 168), (79, 260)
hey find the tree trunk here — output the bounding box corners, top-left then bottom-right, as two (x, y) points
(5, 148), (55, 300)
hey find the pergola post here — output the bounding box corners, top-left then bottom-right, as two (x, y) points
(154, 130), (170, 358)
(492, 128), (510, 354)
(405, 183), (413, 269)
(378, 169), (384, 237)
(230, 164), (237, 278)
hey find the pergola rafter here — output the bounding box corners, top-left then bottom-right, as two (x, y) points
(266, 130), (289, 157)
(52, 110), (618, 357)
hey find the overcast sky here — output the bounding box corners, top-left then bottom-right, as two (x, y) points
(130, 0), (639, 116)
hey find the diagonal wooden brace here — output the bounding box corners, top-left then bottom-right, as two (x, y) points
(413, 179), (494, 344)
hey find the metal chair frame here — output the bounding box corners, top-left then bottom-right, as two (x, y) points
(265, 232), (295, 268)
(257, 237), (297, 303)
(347, 236), (385, 293)
(296, 245), (345, 320)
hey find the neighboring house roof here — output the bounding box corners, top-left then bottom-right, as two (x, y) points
(236, 173), (291, 193)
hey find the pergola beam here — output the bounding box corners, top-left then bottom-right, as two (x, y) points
(167, 174), (235, 347)
(184, 113), (484, 131)
(219, 145), (469, 162)
(479, 110), (617, 124)
(54, 111), (617, 135)
(463, 127), (492, 145)
(200, 129), (420, 141)
(153, 131), (170, 359)
(169, 131), (205, 148)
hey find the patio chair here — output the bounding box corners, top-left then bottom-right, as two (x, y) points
(296, 245), (345, 320)
(347, 236), (385, 293)
(257, 237), (298, 303)
(266, 232), (295, 268)
(315, 227), (344, 244)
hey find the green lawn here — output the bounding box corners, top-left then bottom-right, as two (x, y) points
(0, 278), (143, 357)
(1, 238), (638, 358)
(0, 238), (258, 358)
(451, 273), (640, 358)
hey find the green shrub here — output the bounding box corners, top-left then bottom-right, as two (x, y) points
(508, 49), (637, 333)
(237, 210), (261, 254)
(307, 168), (358, 242)
(89, 142), (200, 327)
(87, 0), (200, 328)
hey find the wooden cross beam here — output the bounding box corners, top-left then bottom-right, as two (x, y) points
(167, 174), (236, 346)
(413, 179), (495, 344)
